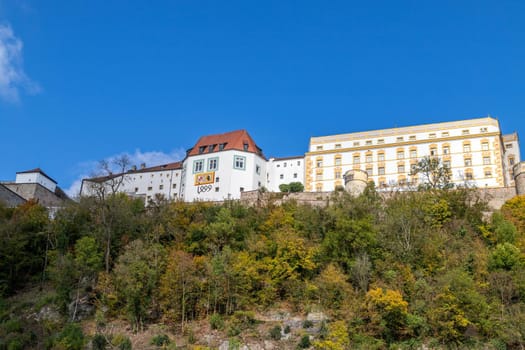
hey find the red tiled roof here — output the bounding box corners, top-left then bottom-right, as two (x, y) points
(16, 168), (58, 184)
(187, 130), (265, 158)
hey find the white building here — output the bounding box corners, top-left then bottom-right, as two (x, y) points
(15, 168), (57, 192)
(81, 162), (183, 202)
(180, 129), (268, 201)
(266, 156), (305, 192)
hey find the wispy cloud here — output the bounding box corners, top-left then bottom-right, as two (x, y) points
(65, 148), (186, 198)
(0, 23), (40, 103)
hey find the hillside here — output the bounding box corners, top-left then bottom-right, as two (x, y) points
(1, 185), (525, 349)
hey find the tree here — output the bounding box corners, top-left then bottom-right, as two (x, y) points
(113, 240), (165, 332)
(410, 156), (453, 190)
(279, 182), (304, 193)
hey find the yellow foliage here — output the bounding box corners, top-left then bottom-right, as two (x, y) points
(313, 320), (349, 350)
(366, 288), (408, 314)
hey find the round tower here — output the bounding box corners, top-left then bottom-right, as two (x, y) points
(344, 169), (369, 197)
(514, 162), (525, 195)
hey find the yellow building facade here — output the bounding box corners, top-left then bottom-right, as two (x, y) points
(305, 117), (520, 192)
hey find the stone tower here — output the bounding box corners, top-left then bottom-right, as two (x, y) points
(344, 169), (368, 197)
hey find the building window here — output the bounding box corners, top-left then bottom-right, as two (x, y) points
(173, 184), (177, 189)
(280, 174), (284, 179)
(293, 173), (297, 178)
(284, 162), (287, 167)
(317, 159), (323, 167)
(429, 133), (436, 139)
(509, 156), (515, 166)
(465, 171), (473, 180)
(243, 143), (249, 151)
(480, 127), (488, 133)
(366, 140), (372, 146)
(378, 153), (385, 162)
(240, 187), (244, 192)
(193, 159), (204, 173)
(335, 170), (341, 179)
(443, 146), (450, 154)
(378, 167), (385, 175)
(134, 187), (138, 192)
(256, 165), (261, 174)
(147, 186), (152, 191)
(215, 187), (220, 192)
(443, 160), (451, 169)
(316, 173), (323, 181)
(335, 143), (341, 149)
(506, 143), (513, 149)
(410, 149), (417, 158)
(219, 143), (227, 151)
(378, 139), (385, 144)
(396, 137), (404, 142)
(208, 144), (216, 152)
(462, 129), (470, 135)
(485, 169), (492, 177)
(481, 142), (489, 151)
(234, 156), (246, 170)
(208, 157), (219, 171)
(483, 156), (491, 165)
(463, 144), (471, 153)
(365, 154), (373, 163)
(297, 161), (301, 166)
(464, 158), (472, 166)
(335, 156), (342, 166)
(316, 146), (323, 151)
(215, 177), (220, 182)
(398, 164), (405, 173)
(430, 147), (437, 156)
(159, 185), (164, 190)
(409, 135), (416, 141)
(353, 155), (360, 164)
(198, 146), (206, 154)
(397, 151), (404, 159)
(442, 132), (449, 137)
(366, 168), (373, 176)
(316, 183), (323, 192)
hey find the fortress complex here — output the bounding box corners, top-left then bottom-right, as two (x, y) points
(80, 116), (524, 203)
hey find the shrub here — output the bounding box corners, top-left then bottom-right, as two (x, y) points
(151, 334), (170, 347)
(210, 313), (224, 330)
(302, 320), (314, 329)
(111, 334), (132, 350)
(54, 323), (85, 350)
(284, 325), (291, 334)
(92, 334), (107, 350)
(297, 335), (311, 348)
(269, 325), (282, 340)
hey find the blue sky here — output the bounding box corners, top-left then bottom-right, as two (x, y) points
(1, 0), (524, 195)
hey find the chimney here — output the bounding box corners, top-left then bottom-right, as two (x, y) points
(140, 163), (146, 169)
(131, 165), (137, 171)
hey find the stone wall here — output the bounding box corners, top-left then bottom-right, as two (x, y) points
(2, 182), (67, 208)
(241, 186), (519, 211)
(514, 162), (525, 195)
(0, 184), (26, 207)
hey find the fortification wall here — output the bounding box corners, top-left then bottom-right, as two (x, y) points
(241, 186), (518, 211)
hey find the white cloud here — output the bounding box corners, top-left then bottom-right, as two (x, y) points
(0, 23), (40, 102)
(65, 148), (186, 198)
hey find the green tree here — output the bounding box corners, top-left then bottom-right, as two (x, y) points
(113, 239), (165, 332)
(279, 182), (304, 193)
(410, 156), (453, 190)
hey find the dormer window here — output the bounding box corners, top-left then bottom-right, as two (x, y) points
(198, 146), (206, 154)
(219, 143), (227, 151)
(243, 143), (249, 151)
(208, 144), (216, 152)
